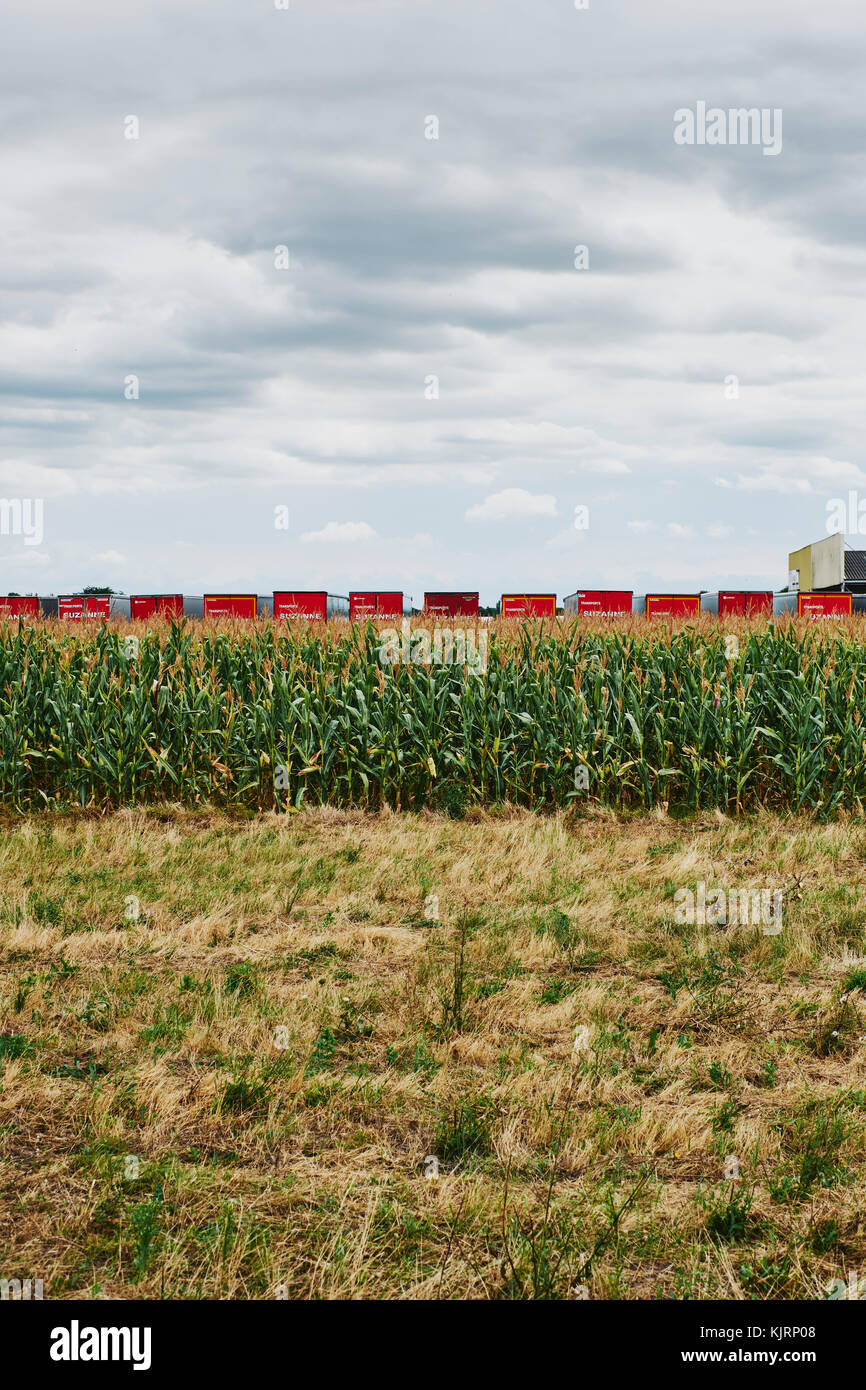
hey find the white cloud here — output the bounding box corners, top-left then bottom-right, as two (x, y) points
(2, 549), (50, 568)
(733, 475), (812, 495)
(587, 458), (632, 476)
(627, 520), (656, 533)
(466, 488), (557, 522)
(546, 526), (590, 552)
(300, 521), (377, 544)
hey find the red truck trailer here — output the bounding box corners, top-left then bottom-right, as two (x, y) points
(500, 593), (557, 618)
(0, 595), (39, 619)
(129, 595), (184, 620)
(349, 591), (404, 620)
(59, 595), (110, 621)
(500, 592), (556, 619)
(718, 591), (774, 618)
(564, 589), (633, 617)
(203, 594), (257, 620)
(273, 591), (328, 621)
(797, 591), (853, 619)
(645, 594), (701, 619)
(423, 592), (479, 618)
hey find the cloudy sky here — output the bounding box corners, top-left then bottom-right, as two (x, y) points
(1, 0), (865, 602)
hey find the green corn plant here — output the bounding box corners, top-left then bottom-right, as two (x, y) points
(2, 616), (866, 814)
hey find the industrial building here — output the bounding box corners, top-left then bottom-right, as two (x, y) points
(788, 532), (866, 595)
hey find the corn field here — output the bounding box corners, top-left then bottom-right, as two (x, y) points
(1, 617), (866, 813)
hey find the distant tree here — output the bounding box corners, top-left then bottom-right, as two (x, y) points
(82, 586), (115, 594)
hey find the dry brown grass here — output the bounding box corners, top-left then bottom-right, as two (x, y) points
(1, 805), (865, 1299)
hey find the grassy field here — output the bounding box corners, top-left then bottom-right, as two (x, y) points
(1, 804), (865, 1299)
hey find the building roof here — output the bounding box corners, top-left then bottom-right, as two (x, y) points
(845, 550), (866, 582)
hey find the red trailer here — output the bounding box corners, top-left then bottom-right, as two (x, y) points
(273, 591), (328, 621)
(500, 593), (557, 618)
(0, 595), (39, 619)
(203, 594), (257, 620)
(718, 591), (774, 617)
(130, 595), (184, 620)
(565, 589), (633, 617)
(797, 591), (853, 619)
(423, 592), (479, 618)
(645, 594), (701, 619)
(349, 591), (403, 620)
(59, 595), (110, 621)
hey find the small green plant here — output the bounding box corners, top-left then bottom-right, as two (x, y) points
(659, 966), (687, 999)
(538, 908), (582, 959)
(739, 1254), (791, 1297)
(539, 977), (576, 1005)
(0, 1034), (29, 1061)
(711, 1097), (746, 1135)
(436, 783), (468, 820)
(11, 973), (36, 1013)
(30, 893), (63, 926)
(770, 1099), (852, 1202)
(305, 1027), (337, 1076)
(808, 1219), (839, 1255)
(224, 961), (258, 999)
(756, 1058), (778, 1088)
(385, 1040), (439, 1078)
(433, 1096), (495, 1162)
(810, 994), (861, 1057)
(708, 1059), (733, 1090)
(129, 1187), (163, 1278)
(700, 1187), (754, 1243)
(337, 999), (372, 1041)
(220, 1074), (270, 1113)
(423, 915), (477, 1037)
(78, 992), (112, 1032)
(140, 1004), (189, 1046)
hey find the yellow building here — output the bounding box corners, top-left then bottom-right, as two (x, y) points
(787, 534), (844, 591)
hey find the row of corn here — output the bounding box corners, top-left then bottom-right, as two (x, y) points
(0, 619), (865, 813)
